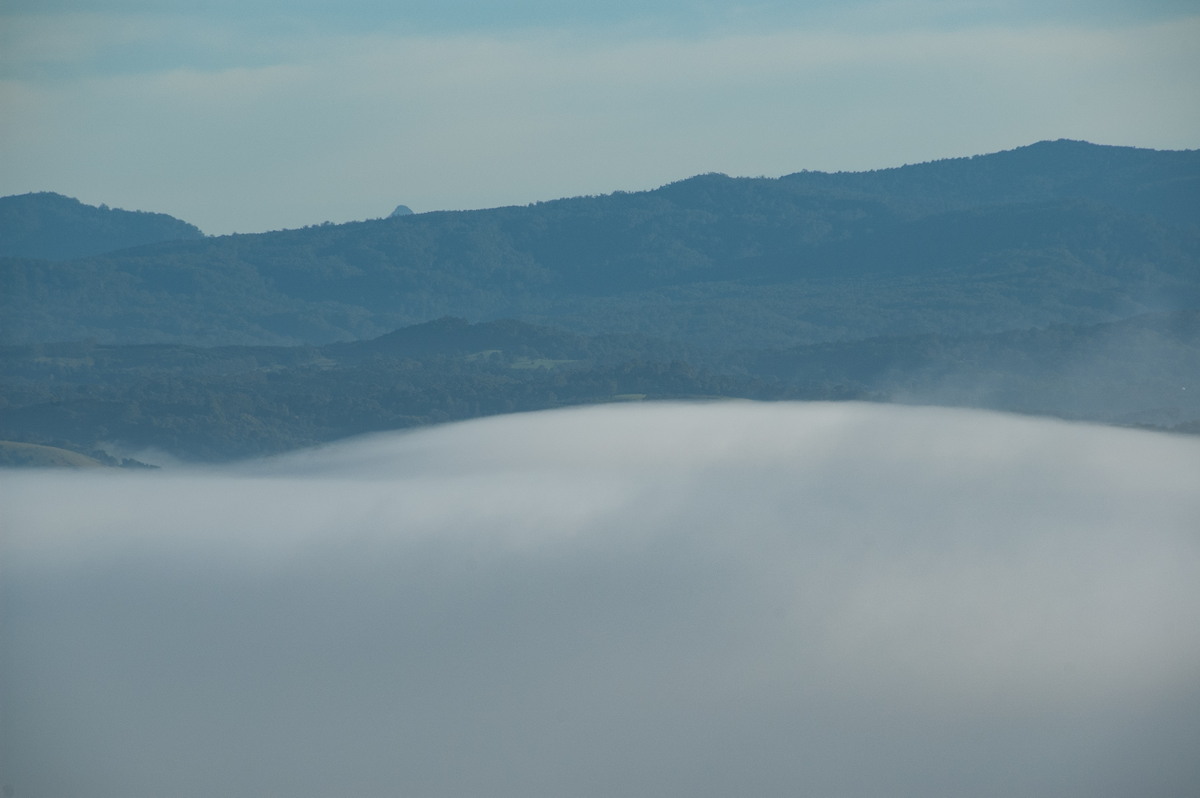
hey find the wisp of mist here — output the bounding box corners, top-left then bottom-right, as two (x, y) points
(2, 401), (1198, 797)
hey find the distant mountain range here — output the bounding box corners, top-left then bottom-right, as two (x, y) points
(1, 140), (1198, 461)
(2, 139), (1197, 349)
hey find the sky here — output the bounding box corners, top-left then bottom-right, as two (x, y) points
(1, 1), (1198, 234)
(3, 401), (1200, 796)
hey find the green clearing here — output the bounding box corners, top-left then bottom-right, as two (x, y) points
(0, 441), (107, 468)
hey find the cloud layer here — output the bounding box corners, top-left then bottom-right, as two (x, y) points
(3, 401), (1199, 797)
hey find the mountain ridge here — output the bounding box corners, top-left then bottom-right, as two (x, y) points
(1, 139), (1196, 352)
(0, 192), (205, 261)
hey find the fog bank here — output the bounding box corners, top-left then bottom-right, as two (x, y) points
(2, 402), (1199, 797)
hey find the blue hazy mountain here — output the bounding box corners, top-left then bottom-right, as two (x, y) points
(2, 140), (1198, 461)
(0, 192), (205, 261)
(2, 140), (1196, 349)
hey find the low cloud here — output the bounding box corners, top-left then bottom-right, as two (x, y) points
(3, 401), (1198, 797)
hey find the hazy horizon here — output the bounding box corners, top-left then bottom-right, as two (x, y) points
(8, 137), (1197, 238)
(2, 0), (1197, 234)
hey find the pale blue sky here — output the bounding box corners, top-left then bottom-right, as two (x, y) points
(2, 0), (1197, 234)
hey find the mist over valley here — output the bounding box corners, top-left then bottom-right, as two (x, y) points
(4, 402), (1199, 797)
(4, 0), (1199, 791)
(2, 141), (1199, 795)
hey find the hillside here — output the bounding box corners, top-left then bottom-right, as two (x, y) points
(0, 192), (205, 261)
(3, 311), (1196, 462)
(2, 140), (1196, 349)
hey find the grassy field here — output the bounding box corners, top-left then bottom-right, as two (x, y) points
(0, 441), (107, 469)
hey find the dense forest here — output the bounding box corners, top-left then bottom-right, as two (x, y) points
(2, 312), (1196, 463)
(1, 140), (1197, 462)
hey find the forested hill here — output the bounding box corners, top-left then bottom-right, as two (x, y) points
(0, 192), (205, 261)
(778, 139), (1200, 228)
(3, 312), (1197, 462)
(2, 140), (1197, 349)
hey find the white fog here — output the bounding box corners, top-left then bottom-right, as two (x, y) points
(2, 401), (1198, 797)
